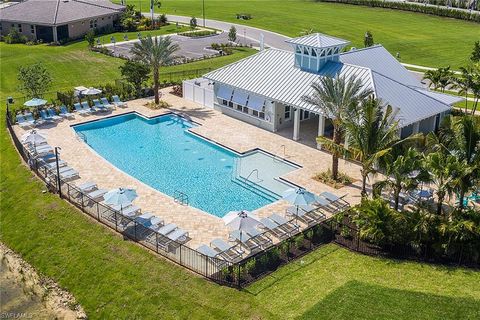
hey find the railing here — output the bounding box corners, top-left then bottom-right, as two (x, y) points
(245, 169), (263, 183)
(173, 190), (189, 206)
(76, 131), (87, 143)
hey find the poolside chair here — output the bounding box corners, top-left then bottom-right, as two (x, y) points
(39, 109), (54, 122)
(81, 101), (93, 114)
(92, 99), (107, 112)
(244, 227), (273, 249)
(166, 228), (189, 243)
(28, 144), (53, 156)
(157, 223), (178, 236)
(286, 205), (318, 225)
(229, 229), (261, 253)
(39, 159), (67, 170)
(100, 97), (115, 110)
(197, 244), (221, 258)
(112, 95), (127, 108)
(87, 189), (108, 201)
(74, 103), (89, 116)
(320, 192), (350, 211)
(77, 181), (97, 193)
(23, 112), (43, 127)
(260, 217), (289, 240)
(16, 114), (33, 128)
(269, 213), (300, 235)
(210, 238), (243, 262)
(59, 106), (75, 119)
(55, 168), (79, 180)
(47, 108), (62, 121)
(118, 205), (140, 217)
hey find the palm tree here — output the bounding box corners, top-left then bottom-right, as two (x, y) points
(302, 75), (372, 181)
(432, 115), (480, 209)
(374, 147), (424, 210)
(343, 98), (402, 197)
(131, 35), (179, 104)
(423, 66), (454, 92)
(424, 152), (468, 216)
(456, 66), (475, 112)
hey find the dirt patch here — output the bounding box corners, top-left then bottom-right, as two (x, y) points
(0, 243), (87, 319)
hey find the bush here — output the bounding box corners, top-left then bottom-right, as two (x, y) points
(178, 30), (216, 38)
(236, 13), (252, 20)
(314, 0), (480, 22)
(158, 14), (168, 26)
(4, 29), (27, 44)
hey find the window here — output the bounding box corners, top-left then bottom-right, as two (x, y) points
(242, 106), (249, 114)
(253, 110), (265, 119)
(295, 46), (301, 54)
(101, 17), (104, 21)
(89, 20), (93, 28)
(236, 104), (242, 111)
(284, 105), (291, 120)
(228, 101), (233, 108)
(311, 49), (317, 57)
(222, 99), (228, 106)
(94, 20), (98, 28)
(303, 47), (309, 55)
(18, 24), (22, 32)
(30, 25), (34, 34)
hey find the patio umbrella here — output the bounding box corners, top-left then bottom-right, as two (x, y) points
(103, 188), (137, 212)
(23, 98), (47, 108)
(282, 187), (318, 222)
(21, 130), (47, 145)
(223, 210), (260, 243)
(81, 87), (102, 96)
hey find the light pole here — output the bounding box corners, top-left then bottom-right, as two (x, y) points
(55, 147), (62, 198)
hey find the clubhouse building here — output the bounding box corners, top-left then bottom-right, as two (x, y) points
(0, 0), (125, 43)
(183, 33), (462, 145)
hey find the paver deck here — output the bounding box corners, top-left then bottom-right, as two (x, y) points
(13, 88), (366, 250)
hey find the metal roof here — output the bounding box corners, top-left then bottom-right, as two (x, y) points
(205, 49), (373, 116)
(372, 72), (451, 127)
(286, 33), (350, 48)
(205, 47), (453, 128)
(0, 0), (124, 25)
(413, 88), (464, 105)
(340, 45), (421, 88)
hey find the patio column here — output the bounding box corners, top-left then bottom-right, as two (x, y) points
(52, 26), (58, 43)
(293, 108), (300, 141)
(316, 115), (325, 149)
(412, 121), (420, 134)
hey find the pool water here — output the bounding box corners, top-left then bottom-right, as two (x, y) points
(73, 113), (297, 217)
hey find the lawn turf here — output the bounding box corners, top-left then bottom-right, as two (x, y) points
(123, 0), (480, 68)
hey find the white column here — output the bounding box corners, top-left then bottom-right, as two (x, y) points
(293, 108), (300, 141)
(412, 121), (420, 134)
(316, 115), (325, 149)
(53, 26), (58, 43)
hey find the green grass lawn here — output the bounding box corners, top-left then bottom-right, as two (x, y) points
(122, 0), (480, 68)
(455, 99), (478, 111)
(1, 115), (479, 318)
(0, 41), (255, 103)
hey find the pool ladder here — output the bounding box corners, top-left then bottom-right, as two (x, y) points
(273, 145), (286, 162)
(174, 190), (189, 205)
(245, 169), (263, 183)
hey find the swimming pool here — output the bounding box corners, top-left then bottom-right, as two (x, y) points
(73, 113), (298, 217)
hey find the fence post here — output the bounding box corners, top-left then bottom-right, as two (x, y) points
(156, 233), (159, 253)
(96, 202), (100, 221)
(356, 231), (360, 251)
(114, 212), (118, 232)
(80, 193), (84, 210)
(180, 244), (182, 265)
(134, 221), (137, 240)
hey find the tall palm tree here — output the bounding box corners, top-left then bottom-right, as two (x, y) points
(374, 147), (424, 210)
(302, 75), (372, 181)
(343, 98), (402, 197)
(131, 35), (179, 104)
(456, 66), (475, 113)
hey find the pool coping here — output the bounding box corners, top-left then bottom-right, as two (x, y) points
(70, 110), (304, 215)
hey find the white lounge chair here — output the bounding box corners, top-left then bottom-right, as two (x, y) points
(16, 114), (33, 128)
(101, 97), (114, 110)
(269, 213), (300, 235)
(157, 223), (177, 236)
(260, 217), (289, 239)
(197, 244), (220, 258)
(211, 238), (243, 261)
(59, 106), (74, 119)
(112, 95), (127, 108)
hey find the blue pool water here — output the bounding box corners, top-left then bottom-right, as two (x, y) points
(73, 113), (294, 217)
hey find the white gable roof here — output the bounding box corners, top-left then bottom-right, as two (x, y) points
(286, 33), (350, 48)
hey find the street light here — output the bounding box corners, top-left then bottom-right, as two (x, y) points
(202, 0), (206, 27)
(55, 147), (62, 198)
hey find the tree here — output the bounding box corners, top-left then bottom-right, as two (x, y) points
(423, 66), (454, 92)
(17, 63), (52, 98)
(364, 31), (374, 47)
(228, 26), (237, 43)
(85, 30), (95, 48)
(471, 40), (480, 63)
(432, 115), (480, 209)
(302, 75), (372, 181)
(190, 17), (197, 30)
(130, 36), (179, 104)
(374, 148), (424, 210)
(344, 98), (402, 197)
(119, 60), (151, 95)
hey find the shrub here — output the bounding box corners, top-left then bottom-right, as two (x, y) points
(4, 29), (27, 44)
(236, 13), (252, 20)
(190, 16), (197, 29)
(158, 14), (168, 26)
(85, 30), (95, 48)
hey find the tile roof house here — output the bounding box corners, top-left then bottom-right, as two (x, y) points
(188, 33), (462, 143)
(0, 0), (125, 43)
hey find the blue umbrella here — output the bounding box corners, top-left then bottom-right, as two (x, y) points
(282, 188), (317, 205)
(24, 98), (47, 108)
(135, 213), (162, 229)
(103, 188), (137, 212)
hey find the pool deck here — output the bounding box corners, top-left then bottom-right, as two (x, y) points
(13, 89), (367, 250)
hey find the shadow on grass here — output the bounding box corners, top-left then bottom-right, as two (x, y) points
(300, 280), (480, 320)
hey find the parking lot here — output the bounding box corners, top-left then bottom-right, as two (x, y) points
(106, 32), (257, 60)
